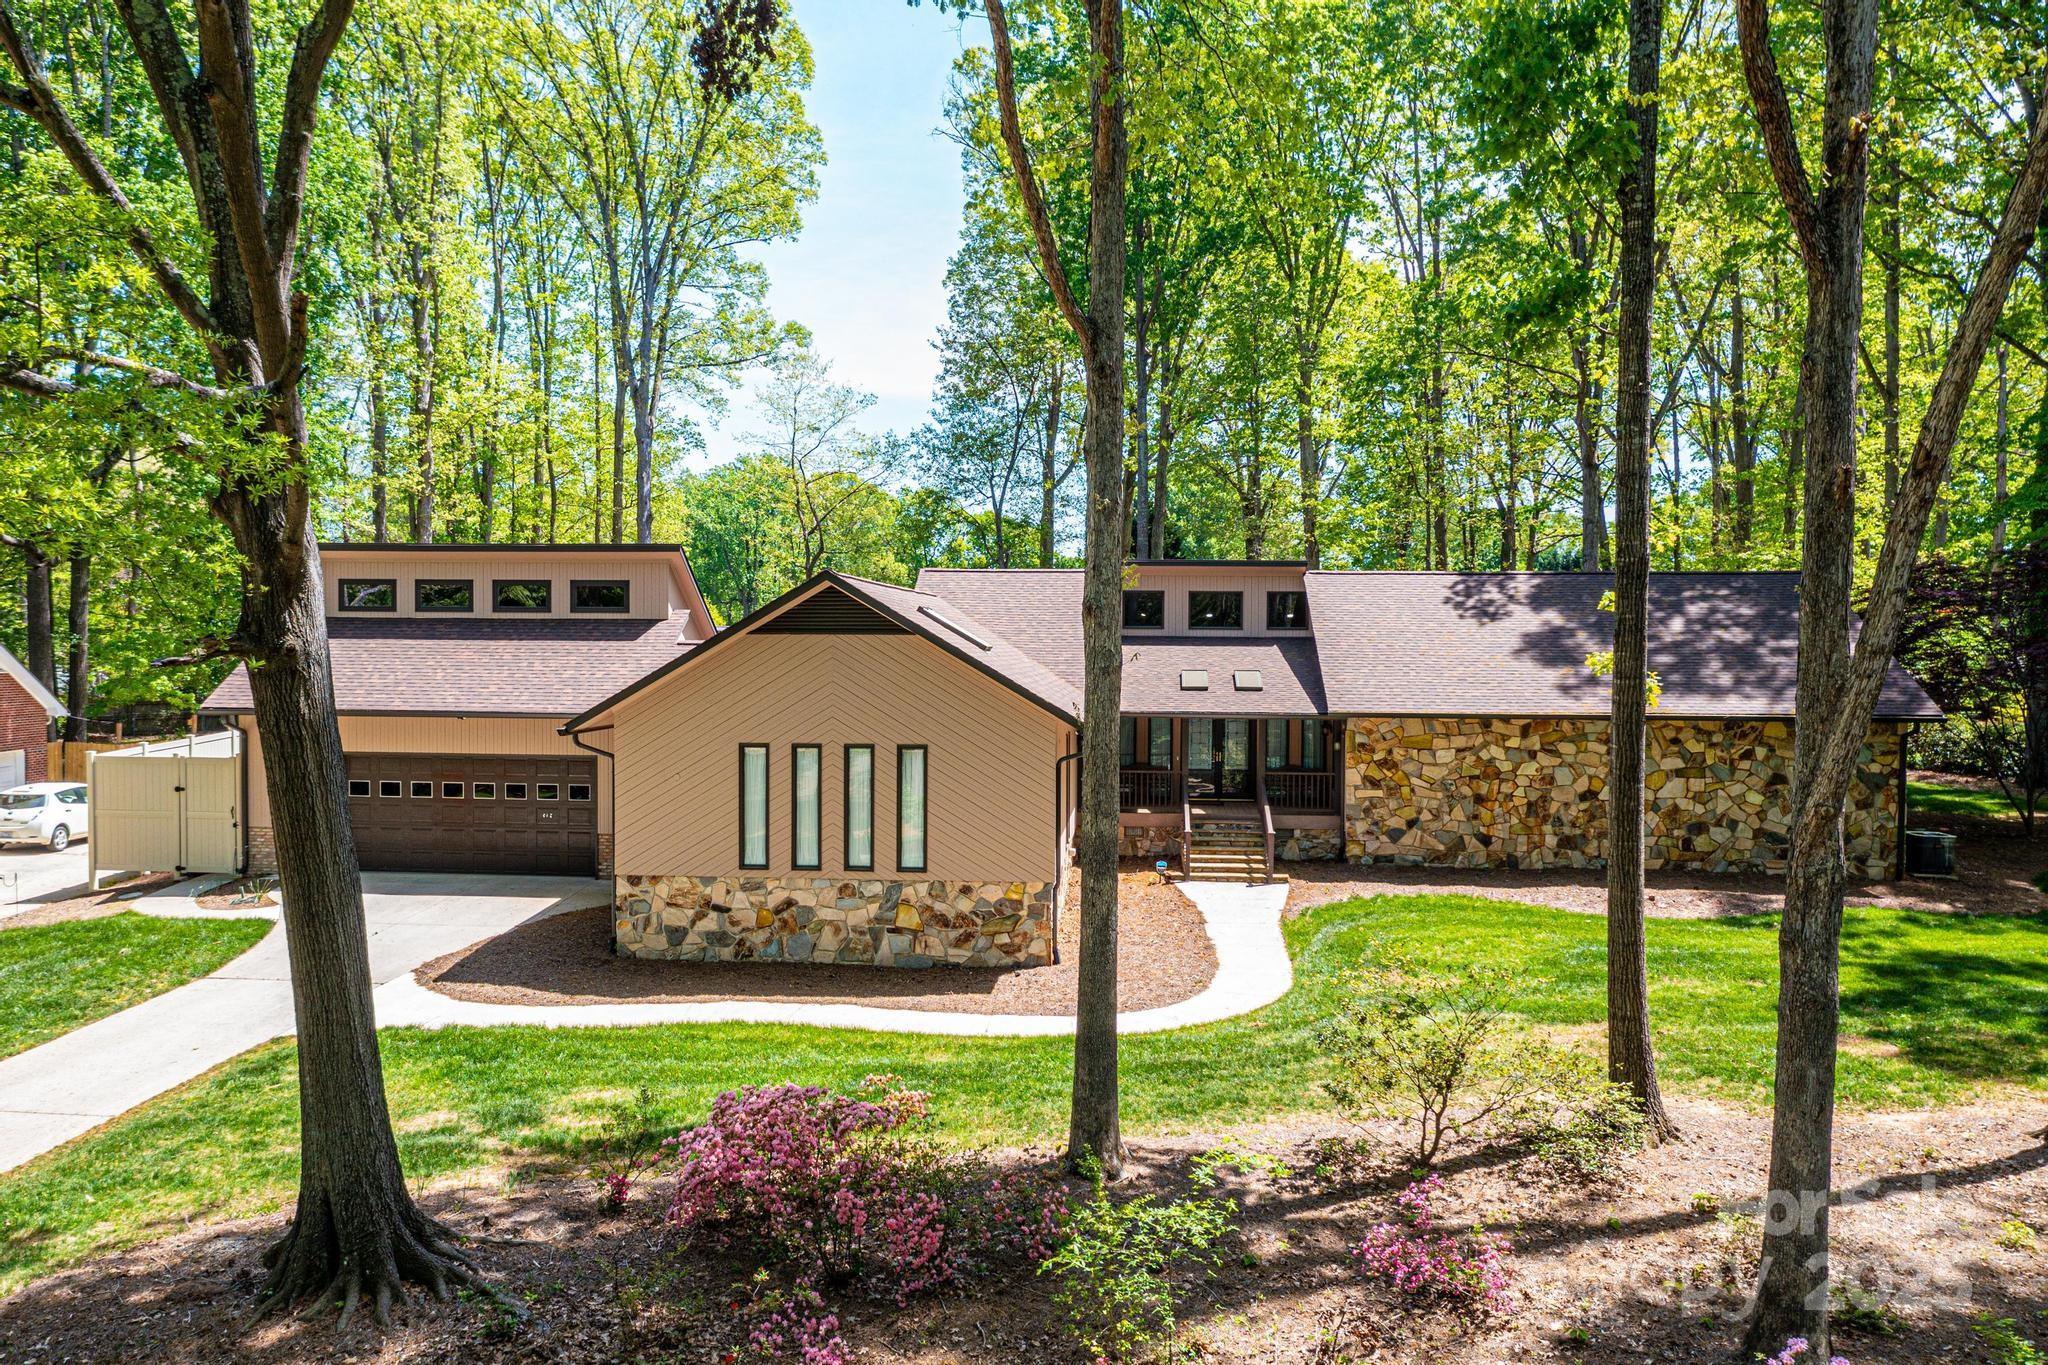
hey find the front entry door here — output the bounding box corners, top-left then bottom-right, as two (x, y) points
(1185, 719), (1253, 801)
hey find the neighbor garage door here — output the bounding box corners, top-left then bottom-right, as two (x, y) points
(345, 754), (598, 875)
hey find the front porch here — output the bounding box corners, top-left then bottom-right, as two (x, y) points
(1117, 715), (1344, 879)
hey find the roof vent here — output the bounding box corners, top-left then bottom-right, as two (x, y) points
(917, 604), (994, 651)
(1179, 669), (1209, 691)
(1234, 669), (1263, 691)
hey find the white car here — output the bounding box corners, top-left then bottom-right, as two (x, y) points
(0, 783), (89, 851)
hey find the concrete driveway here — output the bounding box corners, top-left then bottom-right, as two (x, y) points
(0, 842), (92, 920)
(0, 871), (607, 1174)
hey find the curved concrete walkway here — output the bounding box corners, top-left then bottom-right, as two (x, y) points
(374, 879), (1292, 1038)
(0, 876), (1290, 1175)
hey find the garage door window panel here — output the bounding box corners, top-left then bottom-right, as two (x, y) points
(568, 784), (591, 802)
(348, 779), (371, 797)
(474, 782), (496, 799)
(379, 780), (402, 797)
(504, 782), (528, 800)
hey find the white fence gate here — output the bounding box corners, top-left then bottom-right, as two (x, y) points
(88, 731), (242, 882)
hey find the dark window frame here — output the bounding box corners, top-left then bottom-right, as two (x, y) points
(1121, 589), (1166, 630)
(492, 578), (553, 613)
(414, 578), (475, 613)
(1187, 590), (1244, 630)
(1266, 589), (1310, 630)
(337, 577), (397, 613)
(738, 743), (770, 869)
(570, 578), (632, 614)
(843, 744), (875, 872)
(895, 744), (929, 873)
(791, 744), (822, 870)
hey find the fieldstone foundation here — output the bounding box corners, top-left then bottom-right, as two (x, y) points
(1279, 826), (1345, 861)
(1345, 717), (1902, 878)
(1119, 824), (1179, 862)
(614, 874), (1054, 967)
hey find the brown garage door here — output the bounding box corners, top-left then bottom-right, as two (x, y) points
(345, 754), (598, 876)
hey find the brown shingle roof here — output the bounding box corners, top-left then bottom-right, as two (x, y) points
(914, 569), (1086, 688)
(200, 615), (697, 716)
(1303, 571), (1940, 719)
(1119, 637), (1326, 716)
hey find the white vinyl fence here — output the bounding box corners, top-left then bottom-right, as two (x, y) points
(88, 730), (243, 884)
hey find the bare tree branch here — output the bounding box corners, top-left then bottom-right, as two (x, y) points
(982, 0), (1092, 362)
(267, 0), (355, 273)
(0, 0), (226, 356)
(1734, 0), (1822, 267)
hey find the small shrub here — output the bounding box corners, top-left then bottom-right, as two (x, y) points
(1354, 1173), (1513, 1316)
(666, 1077), (1065, 1302)
(1830, 1281), (1904, 1336)
(1042, 1152), (1245, 1362)
(1319, 946), (1644, 1166)
(1995, 1218), (2039, 1253)
(1972, 1314), (2045, 1365)
(743, 1281), (847, 1365)
(585, 1086), (664, 1212)
(1758, 1339), (1849, 1365)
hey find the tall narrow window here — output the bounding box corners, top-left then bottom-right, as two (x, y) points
(1265, 720), (1289, 771)
(1119, 717), (1138, 767)
(1147, 717), (1173, 768)
(896, 745), (927, 872)
(739, 745), (769, 868)
(1303, 720), (1326, 771)
(844, 745), (874, 871)
(792, 745), (821, 869)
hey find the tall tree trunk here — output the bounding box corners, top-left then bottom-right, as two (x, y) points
(1731, 285), (1756, 547)
(406, 252), (436, 543)
(21, 546), (55, 692)
(1150, 388), (1172, 556)
(1882, 108), (1902, 511)
(63, 553), (88, 740)
(1736, 5), (2048, 1351)
(369, 371), (390, 542)
(1607, 0), (1673, 1143)
(1574, 335), (1608, 569)
(1130, 218), (1151, 558)
(1994, 342), (2009, 553)
(1296, 349), (1319, 568)
(978, 0), (1128, 1179)
(1040, 363), (1062, 565)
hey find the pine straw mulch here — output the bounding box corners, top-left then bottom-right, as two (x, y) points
(2, 1099), (2043, 1363)
(412, 867), (1216, 1017)
(1286, 800), (2048, 922)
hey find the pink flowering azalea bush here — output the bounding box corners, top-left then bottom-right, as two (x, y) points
(1355, 1173), (1514, 1316)
(1762, 1339), (1849, 1365)
(667, 1076), (1068, 1312)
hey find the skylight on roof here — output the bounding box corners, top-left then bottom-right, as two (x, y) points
(1180, 670), (1209, 690)
(1234, 670), (1263, 690)
(917, 604), (993, 651)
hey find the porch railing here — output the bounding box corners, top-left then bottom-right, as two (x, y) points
(1118, 767), (1183, 811)
(1263, 769), (1338, 813)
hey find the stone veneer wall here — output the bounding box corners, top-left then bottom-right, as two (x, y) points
(614, 874), (1054, 967)
(1118, 823), (1345, 863)
(1345, 717), (1902, 879)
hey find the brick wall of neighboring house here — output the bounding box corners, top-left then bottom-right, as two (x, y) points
(1344, 716), (1904, 879)
(245, 825), (277, 875)
(0, 674), (51, 784)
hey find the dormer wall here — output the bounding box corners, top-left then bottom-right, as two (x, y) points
(1122, 562), (1312, 638)
(319, 545), (703, 633)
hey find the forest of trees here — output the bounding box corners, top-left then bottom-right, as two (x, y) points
(2, 0), (2041, 726)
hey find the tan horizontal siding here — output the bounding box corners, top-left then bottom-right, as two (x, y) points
(322, 552), (683, 623)
(1128, 566), (1313, 636)
(611, 632), (1069, 882)
(239, 715), (610, 832)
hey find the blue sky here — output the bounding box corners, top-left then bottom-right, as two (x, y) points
(698, 0), (987, 464)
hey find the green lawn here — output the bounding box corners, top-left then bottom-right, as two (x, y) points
(1, 895), (2043, 1294)
(1909, 777), (2030, 821)
(0, 912), (273, 1059)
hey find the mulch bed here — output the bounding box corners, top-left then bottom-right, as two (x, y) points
(196, 875), (279, 911)
(414, 867), (1216, 1017)
(1287, 801), (2047, 921)
(0, 872), (182, 930)
(4, 1099), (2042, 1363)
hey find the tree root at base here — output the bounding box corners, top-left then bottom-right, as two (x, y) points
(248, 1193), (529, 1334)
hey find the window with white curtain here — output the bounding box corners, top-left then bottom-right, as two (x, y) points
(897, 746), (927, 872)
(740, 745), (769, 867)
(792, 745), (821, 869)
(844, 745), (874, 870)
